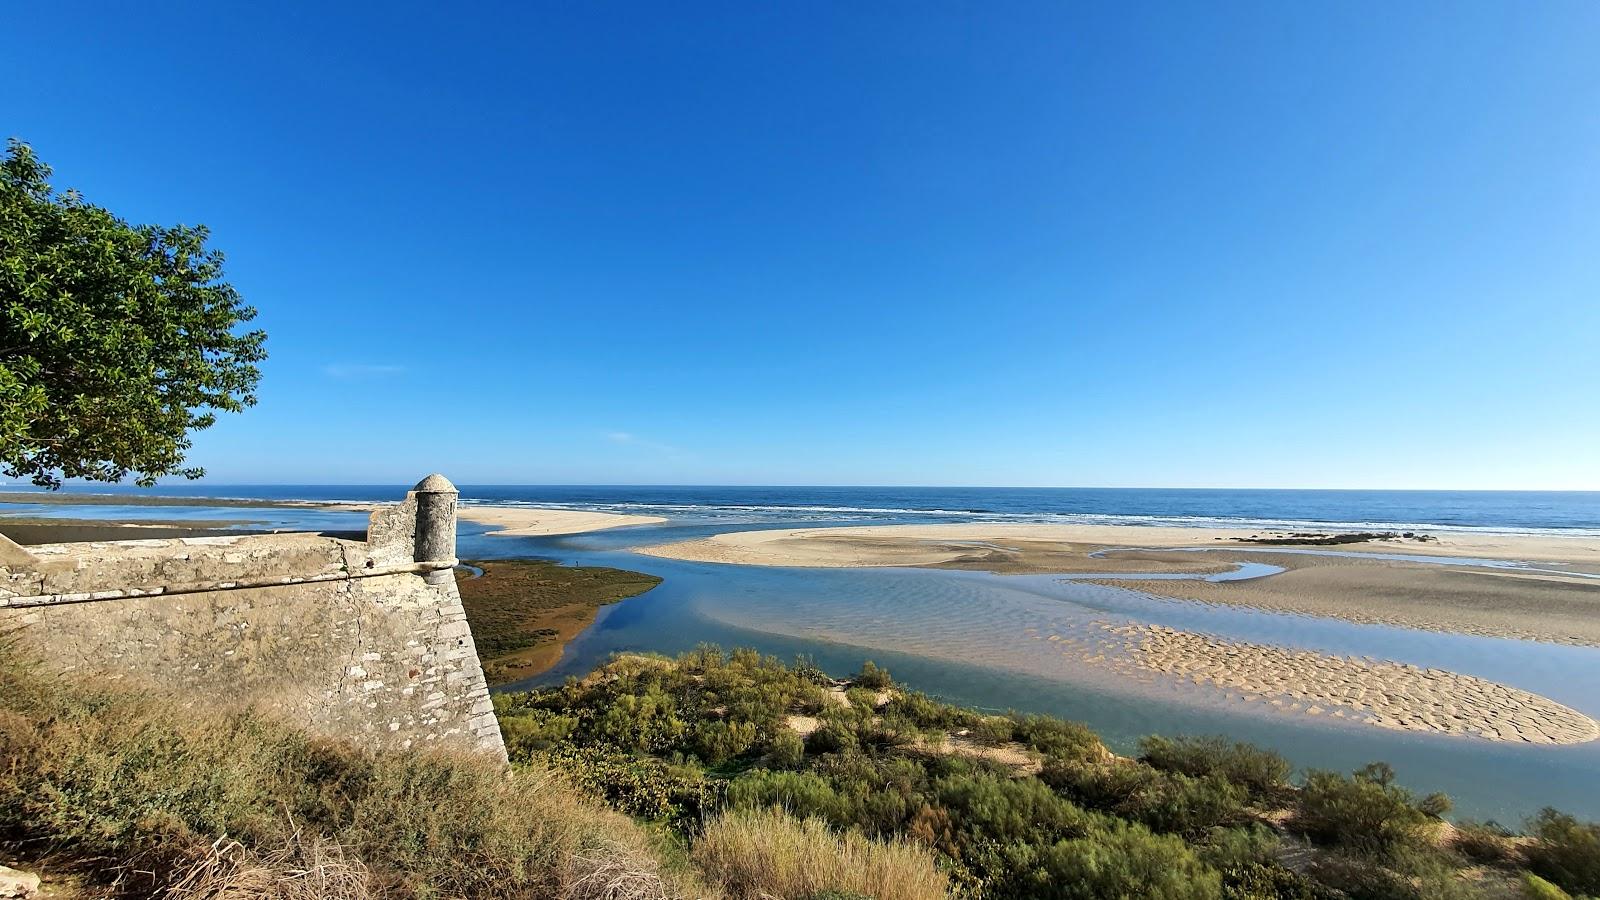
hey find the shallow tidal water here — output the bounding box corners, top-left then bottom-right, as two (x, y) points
(464, 521), (1600, 824)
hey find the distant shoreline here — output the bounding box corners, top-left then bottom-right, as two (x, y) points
(0, 490), (353, 510)
(0, 491), (665, 542)
(637, 522), (1600, 647)
(635, 521), (1600, 567)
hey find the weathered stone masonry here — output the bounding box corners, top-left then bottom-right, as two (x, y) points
(0, 475), (506, 760)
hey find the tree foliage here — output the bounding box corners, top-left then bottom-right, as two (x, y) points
(1, 139), (265, 488)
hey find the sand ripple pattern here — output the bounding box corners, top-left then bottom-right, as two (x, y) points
(1111, 625), (1600, 745)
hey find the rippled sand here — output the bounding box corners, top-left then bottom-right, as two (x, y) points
(1029, 624), (1600, 745)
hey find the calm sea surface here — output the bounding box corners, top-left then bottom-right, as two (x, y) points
(15, 483), (1600, 533)
(7, 484), (1600, 821)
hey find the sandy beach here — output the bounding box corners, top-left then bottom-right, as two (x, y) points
(457, 506), (666, 537)
(636, 522), (1600, 568)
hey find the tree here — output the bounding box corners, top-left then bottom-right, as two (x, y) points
(1, 139), (266, 488)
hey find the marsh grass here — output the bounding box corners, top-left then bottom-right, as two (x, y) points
(456, 558), (662, 683)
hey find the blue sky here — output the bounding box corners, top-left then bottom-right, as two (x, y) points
(6, 3), (1599, 489)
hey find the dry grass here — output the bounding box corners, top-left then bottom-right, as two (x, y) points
(692, 807), (948, 900)
(0, 644), (706, 900)
(156, 832), (371, 900)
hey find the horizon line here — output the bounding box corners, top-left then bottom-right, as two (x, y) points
(15, 481), (1600, 495)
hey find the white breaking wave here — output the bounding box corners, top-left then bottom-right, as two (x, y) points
(451, 498), (1600, 537)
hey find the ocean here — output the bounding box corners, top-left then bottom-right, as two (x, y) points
(13, 483), (1600, 534)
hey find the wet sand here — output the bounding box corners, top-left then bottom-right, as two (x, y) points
(455, 559), (662, 684)
(638, 523), (1600, 645)
(638, 522), (1600, 743)
(1093, 551), (1600, 646)
(1020, 622), (1599, 745)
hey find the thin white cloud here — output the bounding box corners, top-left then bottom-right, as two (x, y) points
(323, 363), (405, 379)
(604, 430), (689, 458)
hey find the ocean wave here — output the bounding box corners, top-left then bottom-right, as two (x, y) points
(451, 498), (1600, 536)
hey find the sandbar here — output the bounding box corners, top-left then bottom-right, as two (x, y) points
(636, 522), (1600, 569)
(1110, 625), (1597, 745)
(1091, 552), (1600, 646)
(637, 523), (1600, 646)
(458, 506), (666, 537)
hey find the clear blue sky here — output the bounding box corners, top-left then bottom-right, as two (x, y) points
(7, 3), (1599, 489)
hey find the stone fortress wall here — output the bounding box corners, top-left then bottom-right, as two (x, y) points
(0, 475), (505, 760)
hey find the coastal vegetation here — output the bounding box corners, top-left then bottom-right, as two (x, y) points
(456, 558), (663, 684)
(0, 642), (952, 899)
(496, 648), (1600, 900)
(0, 140), (266, 490)
(6, 593), (1600, 899)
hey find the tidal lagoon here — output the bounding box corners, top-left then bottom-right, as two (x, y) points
(6, 484), (1599, 822)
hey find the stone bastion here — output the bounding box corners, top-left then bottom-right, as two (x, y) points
(0, 475), (506, 760)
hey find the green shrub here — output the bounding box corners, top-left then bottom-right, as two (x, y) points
(935, 772), (1090, 845)
(853, 661), (893, 690)
(969, 716), (1017, 745)
(498, 710), (578, 756)
(884, 690), (972, 730)
(807, 723), (860, 755)
(543, 746), (721, 827)
(1199, 824), (1281, 872)
(845, 686), (881, 711)
(1043, 760), (1247, 838)
(1026, 821), (1224, 900)
(729, 770), (849, 822)
(766, 728), (806, 768)
(693, 719), (759, 765)
(1292, 766), (1446, 857)
(1138, 735), (1291, 799)
(593, 687), (688, 753)
(1526, 808), (1600, 897)
(1011, 714), (1103, 762)
(857, 715), (919, 751)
